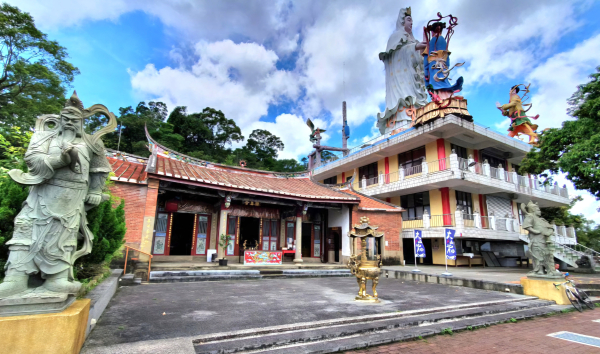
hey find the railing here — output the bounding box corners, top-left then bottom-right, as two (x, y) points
(565, 243), (600, 263)
(402, 218), (424, 229)
(430, 214), (455, 227)
(123, 245), (153, 281)
(352, 157), (451, 190)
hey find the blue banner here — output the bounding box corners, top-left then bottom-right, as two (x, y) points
(445, 228), (456, 260)
(414, 230), (426, 258)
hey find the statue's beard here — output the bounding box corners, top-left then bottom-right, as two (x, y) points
(60, 125), (79, 145)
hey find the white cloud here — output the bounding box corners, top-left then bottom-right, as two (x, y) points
(526, 33), (600, 129)
(246, 114), (313, 160)
(553, 174), (600, 224)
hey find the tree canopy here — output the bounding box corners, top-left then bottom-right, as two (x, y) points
(520, 67), (600, 199)
(0, 3), (79, 130)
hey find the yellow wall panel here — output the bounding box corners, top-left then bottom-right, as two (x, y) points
(429, 189), (443, 215)
(388, 154), (399, 172)
(389, 196), (401, 206)
(425, 141), (438, 162)
(377, 158), (385, 176)
(449, 188), (457, 214)
(445, 140), (451, 158)
(336, 173), (343, 184)
(472, 193), (480, 214)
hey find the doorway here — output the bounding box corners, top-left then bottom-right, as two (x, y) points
(170, 212), (195, 255)
(326, 228), (340, 263)
(422, 238), (433, 265)
(302, 223), (312, 258)
(239, 217), (260, 250)
(403, 238), (415, 264)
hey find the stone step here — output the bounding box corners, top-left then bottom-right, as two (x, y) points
(149, 269), (352, 283)
(119, 274), (142, 286)
(193, 298), (558, 354)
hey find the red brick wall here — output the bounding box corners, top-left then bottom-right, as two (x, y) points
(351, 208), (403, 265)
(109, 182), (148, 246)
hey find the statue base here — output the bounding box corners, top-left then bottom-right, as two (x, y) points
(520, 277), (570, 305)
(0, 299), (90, 354)
(355, 296), (380, 303)
(0, 288), (76, 317)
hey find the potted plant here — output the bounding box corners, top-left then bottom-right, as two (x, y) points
(218, 234), (233, 266)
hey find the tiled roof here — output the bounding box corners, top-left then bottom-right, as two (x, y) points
(341, 189), (402, 212)
(108, 157), (148, 184)
(153, 155), (358, 202)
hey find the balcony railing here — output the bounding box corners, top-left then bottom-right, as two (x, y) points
(353, 157), (450, 190)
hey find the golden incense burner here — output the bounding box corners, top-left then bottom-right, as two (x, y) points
(348, 216), (383, 302)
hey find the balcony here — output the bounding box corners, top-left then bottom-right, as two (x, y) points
(402, 210), (577, 244)
(350, 153), (569, 207)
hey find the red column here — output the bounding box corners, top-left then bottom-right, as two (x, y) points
(440, 187), (451, 226)
(342, 172), (345, 183)
(437, 138), (446, 170)
(384, 157), (390, 183)
(473, 149), (479, 162)
(479, 194), (486, 228)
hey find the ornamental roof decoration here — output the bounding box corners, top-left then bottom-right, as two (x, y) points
(349, 216), (384, 238)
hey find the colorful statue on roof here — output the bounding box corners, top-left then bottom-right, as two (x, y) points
(377, 6), (429, 135)
(423, 14), (464, 102)
(496, 84), (540, 145)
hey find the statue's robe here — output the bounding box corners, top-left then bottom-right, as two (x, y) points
(6, 133), (111, 279)
(423, 36), (463, 93)
(377, 23), (428, 134)
(522, 214), (554, 272)
(501, 94), (538, 134)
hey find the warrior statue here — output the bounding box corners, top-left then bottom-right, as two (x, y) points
(521, 201), (562, 278)
(0, 92), (116, 299)
(377, 6), (428, 135)
(497, 84), (540, 145)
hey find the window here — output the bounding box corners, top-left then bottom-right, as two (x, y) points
(451, 144), (468, 159)
(313, 223), (321, 257)
(511, 164), (521, 173)
(227, 216), (237, 255)
(518, 203), (525, 224)
(195, 215), (208, 255)
(323, 176), (337, 185)
(398, 146), (425, 175)
(262, 219), (278, 251)
(482, 153), (505, 169)
(359, 162), (378, 186)
(456, 191), (473, 216)
(286, 222), (295, 249)
(400, 192), (430, 220)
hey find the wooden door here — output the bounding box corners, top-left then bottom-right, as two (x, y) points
(192, 214), (211, 256)
(152, 213), (170, 255)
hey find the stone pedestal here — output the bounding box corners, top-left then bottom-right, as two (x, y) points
(0, 299), (90, 354)
(0, 288), (75, 317)
(521, 277), (570, 305)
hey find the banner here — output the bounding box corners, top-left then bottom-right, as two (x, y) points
(414, 230), (426, 258)
(445, 228), (456, 260)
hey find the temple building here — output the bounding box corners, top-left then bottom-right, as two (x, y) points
(106, 129), (403, 266)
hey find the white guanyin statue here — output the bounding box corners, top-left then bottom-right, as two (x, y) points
(377, 7), (428, 135)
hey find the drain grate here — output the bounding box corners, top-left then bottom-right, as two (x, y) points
(547, 331), (600, 348)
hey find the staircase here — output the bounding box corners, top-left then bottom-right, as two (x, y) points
(192, 297), (566, 354)
(519, 234), (581, 268)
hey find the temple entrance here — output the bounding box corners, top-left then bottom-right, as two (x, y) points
(170, 212), (195, 255)
(302, 223), (312, 258)
(239, 217), (260, 250)
(403, 237), (433, 265)
(326, 228), (340, 263)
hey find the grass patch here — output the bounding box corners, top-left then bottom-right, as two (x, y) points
(509, 318), (517, 323)
(441, 328), (453, 335)
(76, 265), (113, 299)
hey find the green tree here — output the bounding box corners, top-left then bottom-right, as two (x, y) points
(520, 67), (600, 199)
(0, 3), (79, 130)
(167, 106), (244, 162)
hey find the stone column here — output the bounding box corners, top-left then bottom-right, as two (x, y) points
(449, 149), (459, 170)
(474, 210), (481, 229)
(379, 173), (384, 186)
(361, 175), (367, 189)
(467, 155), (475, 173)
(489, 212), (496, 230)
(455, 207), (464, 233)
(399, 167), (405, 181)
(423, 210), (430, 229)
(217, 206), (229, 259)
(294, 209), (303, 264)
(483, 159), (491, 177)
(421, 160), (428, 175)
(498, 165), (505, 181)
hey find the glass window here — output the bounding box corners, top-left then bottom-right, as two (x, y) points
(482, 153), (505, 169)
(451, 144), (468, 159)
(456, 191), (473, 216)
(359, 162), (378, 186)
(196, 215), (208, 255)
(401, 192), (430, 220)
(313, 224), (321, 257)
(323, 176), (337, 185)
(227, 216), (236, 255)
(286, 222), (295, 248)
(398, 146), (426, 175)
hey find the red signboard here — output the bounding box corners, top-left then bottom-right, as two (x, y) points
(244, 251), (283, 265)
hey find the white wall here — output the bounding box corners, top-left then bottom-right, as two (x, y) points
(328, 205), (351, 257)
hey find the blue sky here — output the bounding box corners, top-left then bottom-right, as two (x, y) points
(12, 0), (600, 222)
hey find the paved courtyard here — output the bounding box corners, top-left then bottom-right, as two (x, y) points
(82, 276), (524, 352)
(347, 307), (600, 354)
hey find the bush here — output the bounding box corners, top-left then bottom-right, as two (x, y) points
(75, 195), (126, 280)
(0, 170), (29, 278)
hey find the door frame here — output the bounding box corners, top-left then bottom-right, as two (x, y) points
(191, 213), (212, 256)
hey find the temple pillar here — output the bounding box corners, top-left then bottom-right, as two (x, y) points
(294, 209), (303, 264)
(218, 204), (228, 259)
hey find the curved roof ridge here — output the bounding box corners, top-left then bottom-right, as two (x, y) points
(144, 124), (311, 178)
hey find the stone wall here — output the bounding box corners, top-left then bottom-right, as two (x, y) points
(351, 208), (403, 265)
(109, 182), (149, 249)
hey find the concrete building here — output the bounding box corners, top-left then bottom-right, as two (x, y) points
(312, 114), (578, 268)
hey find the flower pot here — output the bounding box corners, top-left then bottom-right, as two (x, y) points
(219, 259), (228, 266)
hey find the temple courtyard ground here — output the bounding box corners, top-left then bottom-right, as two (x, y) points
(81, 275), (583, 353)
(346, 307), (600, 354)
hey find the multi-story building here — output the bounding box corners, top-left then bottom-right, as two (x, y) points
(313, 114), (580, 268)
